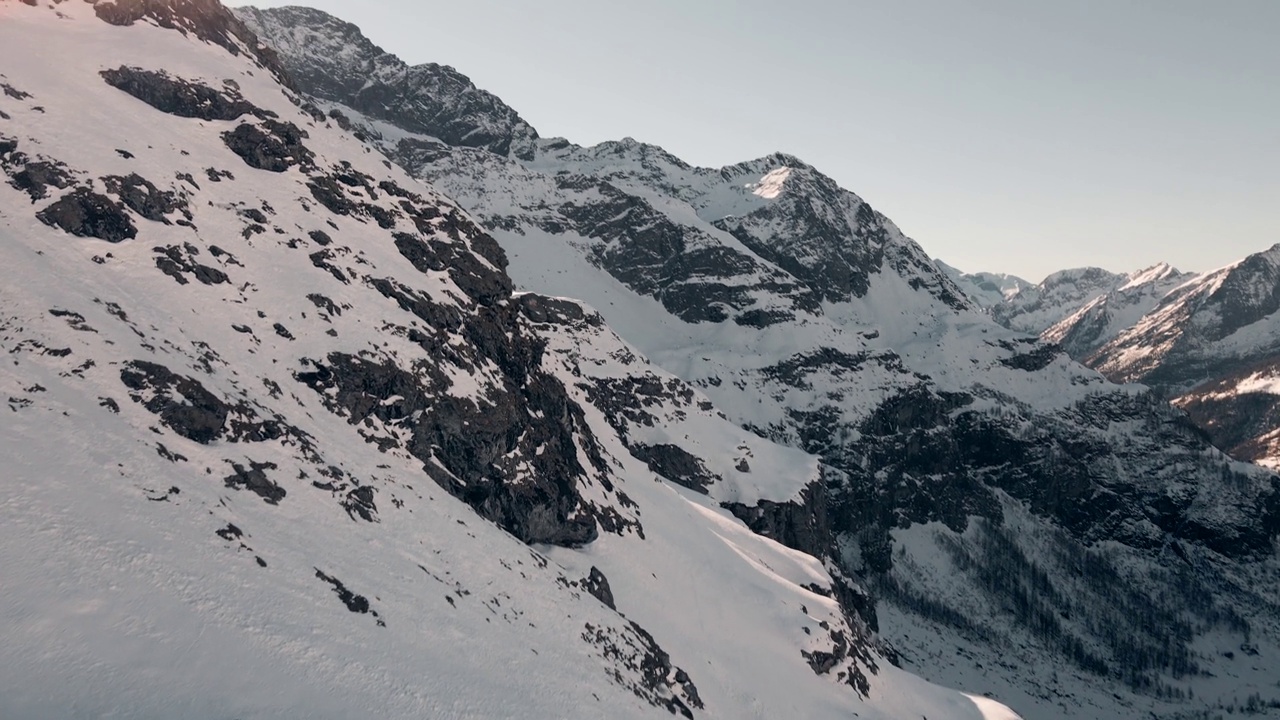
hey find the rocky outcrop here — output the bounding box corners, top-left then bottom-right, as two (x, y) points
(222, 119), (315, 172)
(37, 187), (136, 242)
(100, 66), (259, 121)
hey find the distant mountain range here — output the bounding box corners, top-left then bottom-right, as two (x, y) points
(945, 246), (1280, 469)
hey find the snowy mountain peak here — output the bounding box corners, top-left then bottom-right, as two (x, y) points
(1118, 261), (1181, 291)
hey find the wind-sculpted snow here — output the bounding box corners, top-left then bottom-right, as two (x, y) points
(0, 2), (1021, 719)
(241, 6), (1280, 717)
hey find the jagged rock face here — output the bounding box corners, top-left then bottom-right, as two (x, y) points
(1172, 358), (1280, 469)
(825, 383), (1279, 557)
(1060, 247), (1280, 467)
(235, 6), (539, 160)
(548, 172), (821, 324)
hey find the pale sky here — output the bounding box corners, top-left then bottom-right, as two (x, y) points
(231, 0), (1279, 282)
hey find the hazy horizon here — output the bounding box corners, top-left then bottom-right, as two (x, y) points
(229, 0), (1279, 283)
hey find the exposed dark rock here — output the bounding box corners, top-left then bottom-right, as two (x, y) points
(724, 480), (832, 570)
(306, 174), (358, 215)
(37, 187), (137, 242)
(153, 244), (229, 285)
(238, 207), (268, 224)
(224, 460), (284, 504)
(222, 120), (314, 172)
(120, 360), (228, 443)
(308, 248), (350, 284)
(724, 477), (880, 633)
(629, 443), (718, 494)
(367, 277), (462, 330)
(215, 523), (243, 541)
(100, 66), (258, 121)
(580, 619), (702, 718)
(295, 306), (611, 548)
(517, 294), (600, 327)
(999, 340), (1061, 372)
(102, 173), (189, 223)
(5, 156), (75, 201)
(306, 292), (341, 316)
(342, 485), (378, 522)
(155, 442), (187, 463)
(236, 5), (538, 158)
(0, 80), (31, 99)
(314, 568), (383, 624)
(579, 566), (615, 610)
(120, 360), (310, 450)
(392, 231), (446, 272)
(553, 178), (815, 323)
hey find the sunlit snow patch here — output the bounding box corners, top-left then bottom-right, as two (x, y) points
(965, 693), (1024, 720)
(748, 166), (791, 199)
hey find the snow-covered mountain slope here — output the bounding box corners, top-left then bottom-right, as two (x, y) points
(964, 251), (1280, 469)
(1091, 246), (1280, 390)
(936, 260), (1031, 309)
(1080, 245), (1280, 467)
(1041, 262), (1195, 359)
(1173, 357), (1280, 470)
(0, 2), (1027, 719)
(989, 266), (1126, 334)
(240, 6), (1280, 719)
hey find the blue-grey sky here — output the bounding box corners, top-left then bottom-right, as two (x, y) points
(232, 0), (1278, 282)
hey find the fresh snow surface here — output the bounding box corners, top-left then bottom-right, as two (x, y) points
(0, 3), (1019, 720)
